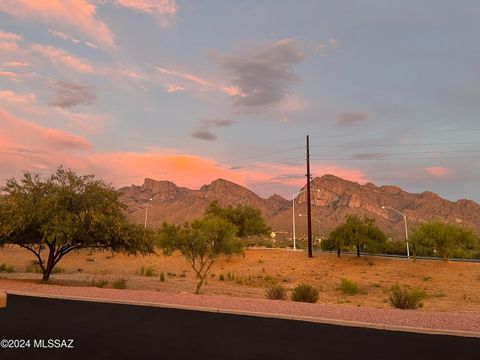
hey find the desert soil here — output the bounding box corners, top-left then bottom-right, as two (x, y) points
(1, 246), (479, 334)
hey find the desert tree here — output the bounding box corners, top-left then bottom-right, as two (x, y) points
(410, 220), (477, 262)
(157, 216), (242, 294)
(0, 167), (153, 282)
(205, 201), (270, 238)
(327, 215), (387, 257)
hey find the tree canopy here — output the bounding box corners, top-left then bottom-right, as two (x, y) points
(0, 167), (153, 282)
(410, 220), (478, 262)
(325, 215), (387, 257)
(204, 201), (270, 238)
(157, 216), (242, 294)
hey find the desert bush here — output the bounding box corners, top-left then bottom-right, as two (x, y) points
(25, 260), (42, 273)
(51, 266), (64, 274)
(388, 284), (425, 309)
(113, 278), (127, 289)
(159, 272), (165, 282)
(0, 263), (14, 273)
(339, 279), (359, 295)
(266, 284), (288, 300)
(140, 266), (156, 277)
(291, 284), (319, 303)
(219, 273), (225, 281)
(90, 279), (108, 288)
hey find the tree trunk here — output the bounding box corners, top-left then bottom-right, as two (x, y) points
(195, 277), (205, 294)
(337, 247), (341, 257)
(356, 244), (360, 258)
(41, 246), (56, 283)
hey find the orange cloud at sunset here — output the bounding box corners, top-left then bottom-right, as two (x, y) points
(425, 166), (450, 177)
(0, 108), (368, 197)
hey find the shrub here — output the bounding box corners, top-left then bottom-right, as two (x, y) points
(159, 272), (165, 282)
(339, 279), (359, 295)
(388, 284), (425, 309)
(140, 266), (156, 277)
(51, 266), (64, 274)
(0, 263), (14, 273)
(25, 260), (42, 273)
(291, 284), (319, 303)
(90, 279), (108, 288)
(113, 278), (127, 289)
(266, 284), (288, 300)
(219, 273), (225, 281)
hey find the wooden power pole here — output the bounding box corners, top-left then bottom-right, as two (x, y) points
(306, 135), (313, 258)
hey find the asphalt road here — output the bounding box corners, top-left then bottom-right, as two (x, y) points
(0, 294), (479, 360)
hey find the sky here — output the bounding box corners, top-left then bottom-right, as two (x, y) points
(1, 0), (480, 202)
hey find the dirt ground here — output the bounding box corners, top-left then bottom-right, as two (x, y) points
(0, 245), (479, 312)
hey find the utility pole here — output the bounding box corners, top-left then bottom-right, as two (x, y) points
(306, 135), (313, 258)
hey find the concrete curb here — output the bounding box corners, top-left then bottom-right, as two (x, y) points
(6, 290), (480, 339)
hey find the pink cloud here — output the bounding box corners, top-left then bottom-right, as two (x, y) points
(0, 42), (20, 53)
(166, 84), (184, 93)
(155, 65), (242, 97)
(425, 166), (450, 176)
(155, 66), (213, 87)
(0, 30), (23, 42)
(0, 107), (91, 151)
(2, 61), (30, 68)
(0, 70), (19, 79)
(0, 0), (114, 48)
(113, 0), (177, 27)
(0, 90), (36, 104)
(30, 44), (99, 74)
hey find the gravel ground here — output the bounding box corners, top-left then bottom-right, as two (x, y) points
(1, 279), (479, 336)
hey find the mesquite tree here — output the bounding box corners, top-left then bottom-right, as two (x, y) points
(410, 220), (477, 262)
(326, 215), (387, 257)
(157, 216), (242, 294)
(0, 167), (153, 282)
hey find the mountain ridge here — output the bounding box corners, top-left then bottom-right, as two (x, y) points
(119, 175), (480, 237)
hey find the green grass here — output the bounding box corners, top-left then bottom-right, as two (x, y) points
(339, 278), (359, 295)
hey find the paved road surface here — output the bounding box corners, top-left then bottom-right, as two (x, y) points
(0, 294), (478, 360)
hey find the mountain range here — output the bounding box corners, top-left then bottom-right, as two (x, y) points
(119, 175), (480, 238)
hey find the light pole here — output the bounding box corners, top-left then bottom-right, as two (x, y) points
(292, 189), (320, 251)
(144, 197), (153, 229)
(382, 206), (410, 259)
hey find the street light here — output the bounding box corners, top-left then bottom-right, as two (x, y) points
(382, 206), (410, 259)
(292, 189), (320, 251)
(144, 197), (153, 229)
